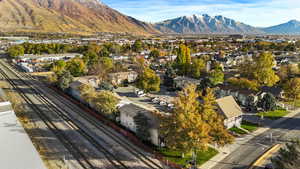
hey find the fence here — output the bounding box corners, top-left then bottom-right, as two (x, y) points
(49, 86), (183, 169)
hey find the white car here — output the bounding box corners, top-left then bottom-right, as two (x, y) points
(160, 101), (167, 106)
(152, 98), (160, 103)
(138, 93), (146, 97)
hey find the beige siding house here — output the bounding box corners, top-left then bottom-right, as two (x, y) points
(216, 96), (243, 129)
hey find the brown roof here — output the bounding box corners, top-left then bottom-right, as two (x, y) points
(216, 96), (243, 119)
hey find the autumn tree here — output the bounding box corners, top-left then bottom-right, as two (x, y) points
(78, 83), (96, 103)
(51, 60), (66, 75)
(252, 52), (279, 86)
(238, 59), (254, 79)
(209, 69), (224, 86)
(137, 67), (160, 92)
(66, 58), (86, 77)
(284, 78), (300, 103)
(149, 49), (160, 59)
(200, 88), (234, 146)
(93, 91), (119, 119)
(190, 58), (206, 79)
(83, 51), (99, 68)
(278, 64), (299, 82)
(175, 44), (191, 75)
(239, 52), (279, 86)
(160, 84), (210, 154)
(89, 57), (113, 82)
(160, 84), (233, 155)
(227, 77), (259, 91)
(7, 45), (25, 58)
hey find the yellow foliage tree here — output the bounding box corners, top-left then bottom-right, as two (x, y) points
(160, 84), (233, 154)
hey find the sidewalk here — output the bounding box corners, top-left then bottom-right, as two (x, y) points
(200, 107), (300, 169)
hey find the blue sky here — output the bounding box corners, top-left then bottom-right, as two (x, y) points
(102, 0), (300, 27)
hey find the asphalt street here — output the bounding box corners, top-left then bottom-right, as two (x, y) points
(212, 111), (300, 169)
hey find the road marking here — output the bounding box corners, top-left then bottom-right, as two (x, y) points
(248, 144), (282, 169)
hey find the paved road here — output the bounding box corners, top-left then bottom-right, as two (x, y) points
(212, 112), (300, 169)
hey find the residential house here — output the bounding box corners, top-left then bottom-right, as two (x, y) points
(75, 76), (100, 88)
(108, 71), (138, 86)
(173, 76), (201, 89)
(215, 84), (260, 107)
(216, 96), (243, 128)
(118, 103), (160, 146)
(259, 86), (284, 99)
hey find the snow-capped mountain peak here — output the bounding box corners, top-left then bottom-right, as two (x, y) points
(154, 14), (262, 34)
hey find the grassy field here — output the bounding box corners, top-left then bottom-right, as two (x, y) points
(158, 147), (218, 167)
(229, 127), (248, 134)
(241, 121), (259, 132)
(257, 109), (289, 120)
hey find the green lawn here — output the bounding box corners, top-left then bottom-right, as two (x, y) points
(229, 127), (248, 134)
(157, 147), (218, 167)
(241, 121), (259, 132)
(257, 109), (289, 120)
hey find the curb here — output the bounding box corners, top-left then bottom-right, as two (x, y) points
(248, 144), (281, 169)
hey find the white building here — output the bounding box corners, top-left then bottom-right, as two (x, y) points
(216, 96), (243, 129)
(118, 103), (160, 146)
(19, 53), (83, 63)
(0, 89), (46, 169)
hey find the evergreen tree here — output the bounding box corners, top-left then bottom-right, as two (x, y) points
(257, 93), (277, 111)
(164, 64), (176, 88)
(134, 112), (151, 141)
(272, 140), (300, 169)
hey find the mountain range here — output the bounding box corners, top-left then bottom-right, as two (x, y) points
(154, 14), (263, 34)
(0, 0), (299, 35)
(154, 14), (300, 35)
(0, 0), (158, 35)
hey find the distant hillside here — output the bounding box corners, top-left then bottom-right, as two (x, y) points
(154, 14), (263, 34)
(0, 0), (159, 35)
(262, 20), (300, 35)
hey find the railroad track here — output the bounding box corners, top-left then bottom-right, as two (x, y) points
(0, 60), (129, 169)
(8, 60), (165, 169)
